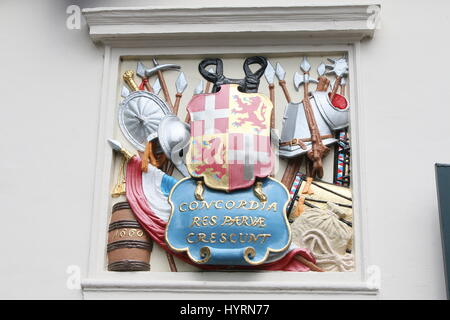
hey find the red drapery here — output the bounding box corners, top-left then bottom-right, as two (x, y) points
(126, 156), (315, 271)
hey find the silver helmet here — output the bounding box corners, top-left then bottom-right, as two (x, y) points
(279, 92), (349, 158)
(157, 114), (191, 176)
(312, 91), (349, 131)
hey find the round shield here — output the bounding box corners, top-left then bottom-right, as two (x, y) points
(118, 91), (170, 151)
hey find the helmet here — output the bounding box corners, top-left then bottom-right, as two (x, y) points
(157, 115), (191, 176)
(312, 91), (349, 131)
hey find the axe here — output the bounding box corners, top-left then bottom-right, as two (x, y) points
(281, 58), (320, 190)
(300, 57), (329, 180)
(325, 57), (349, 101)
(295, 58), (326, 194)
(136, 61), (154, 93)
(294, 63), (319, 91)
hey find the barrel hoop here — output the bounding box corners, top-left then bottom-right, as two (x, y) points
(108, 260), (150, 271)
(107, 240), (153, 252)
(108, 220), (142, 232)
(112, 201), (131, 213)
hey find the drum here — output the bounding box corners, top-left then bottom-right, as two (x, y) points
(107, 201), (153, 271)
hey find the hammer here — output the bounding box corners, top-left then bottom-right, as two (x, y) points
(146, 58), (180, 112)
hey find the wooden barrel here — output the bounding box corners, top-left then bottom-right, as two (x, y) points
(107, 201), (153, 271)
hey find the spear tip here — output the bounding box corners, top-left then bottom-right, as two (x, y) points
(300, 57), (311, 73)
(275, 62), (286, 81)
(175, 71), (188, 93)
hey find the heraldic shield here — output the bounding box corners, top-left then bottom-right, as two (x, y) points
(186, 83), (274, 192)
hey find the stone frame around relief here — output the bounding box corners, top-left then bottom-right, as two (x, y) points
(81, 4), (380, 299)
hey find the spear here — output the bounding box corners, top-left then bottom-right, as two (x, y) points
(263, 60), (279, 177)
(194, 79), (204, 95)
(299, 57), (330, 179)
(264, 60), (276, 129)
(184, 80), (204, 123)
(173, 72), (188, 115)
(152, 78), (161, 96)
(340, 77), (347, 96)
(165, 72), (188, 176)
(107, 139), (135, 197)
(204, 67), (215, 93)
(275, 62), (292, 103)
(316, 62), (330, 92)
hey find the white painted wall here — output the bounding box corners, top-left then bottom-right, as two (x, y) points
(0, 0), (447, 299)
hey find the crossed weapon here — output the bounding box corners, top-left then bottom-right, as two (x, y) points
(116, 59), (337, 272)
(118, 62), (227, 272)
(123, 57), (347, 195)
(121, 58), (191, 273)
(265, 57), (348, 217)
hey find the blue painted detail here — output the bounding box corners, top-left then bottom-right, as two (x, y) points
(161, 174), (178, 197)
(166, 178), (291, 266)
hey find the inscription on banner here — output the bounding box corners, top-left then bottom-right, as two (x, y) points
(165, 178), (291, 266)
